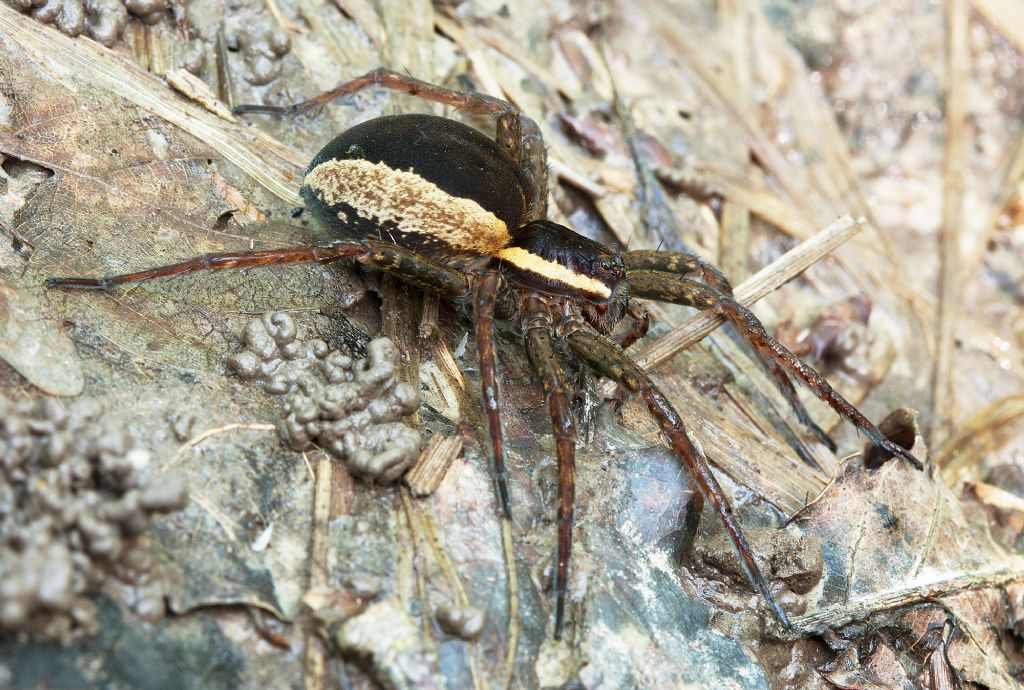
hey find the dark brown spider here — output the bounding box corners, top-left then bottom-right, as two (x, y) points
(47, 68), (922, 639)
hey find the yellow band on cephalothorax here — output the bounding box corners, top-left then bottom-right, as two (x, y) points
(305, 159), (512, 255)
(495, 247), (611, 299)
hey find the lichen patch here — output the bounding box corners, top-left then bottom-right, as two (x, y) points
(304, 158), (512, 255)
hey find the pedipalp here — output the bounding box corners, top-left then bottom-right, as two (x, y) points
(625, 249), (836, 457)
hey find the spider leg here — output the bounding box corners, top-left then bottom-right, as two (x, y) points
(625, 250), (836, 453)
(46, 240), (470, 297)
(628, 271), (923, 469)
(233, 67), (548, 220)
(752, 350), (837, 454)
(473, 270), (512, 519)
(565, 326), (790, 628)
(523, 312), (576, 640)
(234, 67), (514, 119)
(624, 249), (731, 289)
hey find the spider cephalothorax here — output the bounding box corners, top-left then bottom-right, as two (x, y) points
(48, 68), (922, 640)
(498, 220), (630, 334)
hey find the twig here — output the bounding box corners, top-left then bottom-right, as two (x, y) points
(633, 215), (863, 371)
(930, 0), (968, 449)
(405, 434), (464, 497)
(303, 453), (332, 690)
(418, 293), (439, 339)
(215, 28), (235, 109)
(786, 560), (1024, 635)
(162, 423), (276, 469)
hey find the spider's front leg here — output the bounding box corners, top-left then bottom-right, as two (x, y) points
(473, 270), (513, 519)
(566, 326), (788, 627)
(625, 250), (837, 456)
(521, 303), (577, 640)
(628, 270), (923, 469)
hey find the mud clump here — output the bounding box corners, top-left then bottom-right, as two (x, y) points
(0, 396), (188, 642)
(6, 0), (127, 46)
(229, 312), (421, 484)
(239, 24), (291, 86)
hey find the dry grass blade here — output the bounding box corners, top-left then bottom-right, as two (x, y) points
(930, 0), (969, 449)
(634, 215), (862, 371)
(969, 0), (1024, 54)
(716, 0), (753, 281)
(972, 481), (1024, 513)
(961, 135), (1024, 284)
(648, 3), (810, 218)
(934, 393), (1024, 483)
(658, 163), (821, 240)
(264, 0), (307, 34)
(787, 561), (1024, 635)
(162, 423), (276, 470)
(302, 454), (333, 690)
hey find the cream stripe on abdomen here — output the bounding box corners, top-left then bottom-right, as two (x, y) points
(305, 159), (512, 255)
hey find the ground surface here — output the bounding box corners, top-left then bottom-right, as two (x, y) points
(0, 1), (1023, 688)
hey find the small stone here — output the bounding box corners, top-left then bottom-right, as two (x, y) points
(435, 604), (485, 640)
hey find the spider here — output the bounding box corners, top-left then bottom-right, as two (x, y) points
(47, 68), (922, 639)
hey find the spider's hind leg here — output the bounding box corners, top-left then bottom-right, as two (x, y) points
(234, 67), (549, 220)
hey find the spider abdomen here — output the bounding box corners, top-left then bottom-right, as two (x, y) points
(302, 114), (531, 261)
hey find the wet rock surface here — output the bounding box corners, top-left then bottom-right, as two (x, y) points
(0, 395), (187, 641)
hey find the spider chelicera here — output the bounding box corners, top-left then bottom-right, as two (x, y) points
(48, 68), (922, 639)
